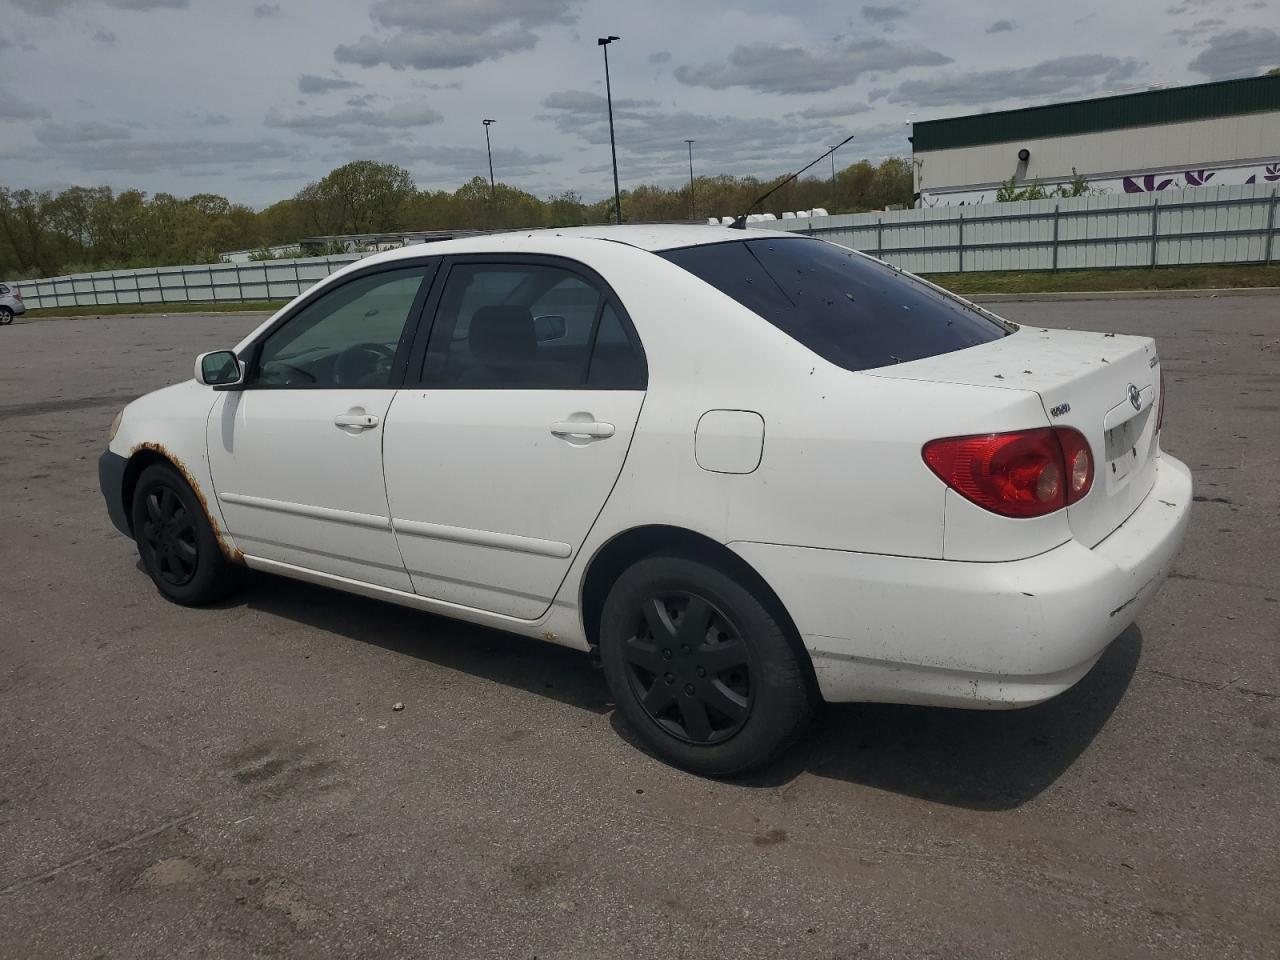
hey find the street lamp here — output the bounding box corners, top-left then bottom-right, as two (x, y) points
(684, 139), (696, 219)
(598, 35), (622, 224)
(483, 119), (496, 199)
(827, 144), (837, 183)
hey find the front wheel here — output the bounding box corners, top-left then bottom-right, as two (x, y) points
(599, 554), (815, 776)
(131, 463), (241, 606)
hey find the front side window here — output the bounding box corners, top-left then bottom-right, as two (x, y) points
(659, 238), (1010, 372)
(254, 266), (430, 387)
(421, 262), (644, 389)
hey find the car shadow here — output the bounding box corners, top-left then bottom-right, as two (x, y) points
(199, 567), (1140, 811)
(729, 625), (1144, 810)
(228, 571), (613, 716)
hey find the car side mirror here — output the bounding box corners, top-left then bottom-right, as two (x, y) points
(534, 314), (567, 342)
(195, 350), (245, 390)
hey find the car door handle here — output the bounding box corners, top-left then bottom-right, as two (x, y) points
(334, 413), (380, 430)
(550, 420), (615, 439)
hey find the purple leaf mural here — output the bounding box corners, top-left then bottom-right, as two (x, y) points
(1123, 174), (1175, 194)
(1264, 163), (1280, 183)
(1183, 169), (1216, 186)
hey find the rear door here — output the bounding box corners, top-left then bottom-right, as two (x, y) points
(382, 256), (647, 619)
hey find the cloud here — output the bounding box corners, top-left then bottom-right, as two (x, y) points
(542, 90), (659, 112)
(862, 4), (908, 23)
(788, 102), (872, 120)
(336, 29), (541, 70)
(674, 39), (951, 94)
(12, 0), (187, 14)
(887, 54), (1143, 108)
(542, 88), (908, 190)
(252, 2), (280, 17)
(364, 0), (577, 34)
(1171, 17), (1226, 44)
(5, 138), (297, 174)
(264, 101), (444, 141)
(0, 86), (49, 119)
(390, 143), (561, 179)
(335, 0), (579, 70)
(1187, 28), (1280, 78)
(92, 28), (117, 43)
(298, 73), (359, 94)
(648, 50), (671, 64)
(35, 120), (133, 144)
(986, 19), (1017, 33)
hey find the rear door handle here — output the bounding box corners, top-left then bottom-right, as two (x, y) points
(550, 420), (615, 439)
(334, 413), (380, 430)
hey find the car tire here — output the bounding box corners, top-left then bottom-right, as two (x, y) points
(0, 307), (13, 325)
(599, 554), (815, 776)
(131, 463), (241, 606)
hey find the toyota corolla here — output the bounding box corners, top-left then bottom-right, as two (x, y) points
(99, 226), (1191, 775)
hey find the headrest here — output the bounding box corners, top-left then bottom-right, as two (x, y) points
(470, 305), (536, 367)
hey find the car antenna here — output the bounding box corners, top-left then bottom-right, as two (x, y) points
(730, 133), (854, 229)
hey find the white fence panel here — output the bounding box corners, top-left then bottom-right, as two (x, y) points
(12, 184), (1279, 310)
(17, 253), (363, 310)
(752, 181), (1278, 277)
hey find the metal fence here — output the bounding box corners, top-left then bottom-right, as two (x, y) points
(750, 181), (1279, 275)
(16, 254), (364, 311)
(14, 182), (1279, 310)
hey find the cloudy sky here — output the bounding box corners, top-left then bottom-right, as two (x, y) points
(1, 0), (1277, 207)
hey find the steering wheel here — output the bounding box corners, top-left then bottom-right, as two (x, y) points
(333, 342), (397, 385)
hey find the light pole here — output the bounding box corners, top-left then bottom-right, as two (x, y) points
(684, 139), (696, 219)
(827, 144), (837, 183)
(598, 35), (622, 224)
(483, 119), (496, 200)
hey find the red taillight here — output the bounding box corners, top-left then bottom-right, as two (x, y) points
(1156, 369), (1166, 433)
(11, 289), (20, 300)
(923, 427), (1093, 518)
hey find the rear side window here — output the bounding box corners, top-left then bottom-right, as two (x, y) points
(421, 262), (645, 389)
(659, 238), (1009, 371)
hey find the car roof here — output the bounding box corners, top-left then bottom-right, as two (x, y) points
(366, 224), (798, 265)
(518, 223), (767, 251)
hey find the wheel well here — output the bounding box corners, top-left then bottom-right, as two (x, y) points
(579, 524), (819, 695)
(119, 449), (173, 535)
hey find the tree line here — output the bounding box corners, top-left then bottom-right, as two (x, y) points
(0, 157), (913, 279)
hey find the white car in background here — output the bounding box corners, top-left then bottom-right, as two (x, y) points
(99, 226), (1191, 775)
(0, 281), (25, 323)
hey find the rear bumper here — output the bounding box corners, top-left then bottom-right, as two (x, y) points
(99, 450), (132, 538)
(731, 453), (1192, 708)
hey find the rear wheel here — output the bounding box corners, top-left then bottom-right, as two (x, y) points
(0, 307), (13, 325)
(131, 463), (240, 606)
(599, 554), (815, 776)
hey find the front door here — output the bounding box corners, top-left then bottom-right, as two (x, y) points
(382, 257), (647, 618)
(208, 263), (435, 590)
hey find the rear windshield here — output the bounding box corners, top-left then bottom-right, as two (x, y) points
(659, 237), (1010, 371)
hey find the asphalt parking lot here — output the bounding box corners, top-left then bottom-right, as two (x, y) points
(1, 295), (1277, 959)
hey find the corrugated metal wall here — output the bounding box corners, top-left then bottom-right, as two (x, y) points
(13, 183), (1278, 309)
(751, 182), (1278, 275)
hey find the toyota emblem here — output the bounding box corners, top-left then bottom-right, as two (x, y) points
(1128, 383), (1141, 411)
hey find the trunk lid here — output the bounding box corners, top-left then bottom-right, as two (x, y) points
(866, 326), (1161, 547)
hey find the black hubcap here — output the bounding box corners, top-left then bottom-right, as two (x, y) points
(622, 592), (753, 744)
(140, 485), (198, 586)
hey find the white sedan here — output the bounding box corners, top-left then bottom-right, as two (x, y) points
(100, 226), (1192, 775)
